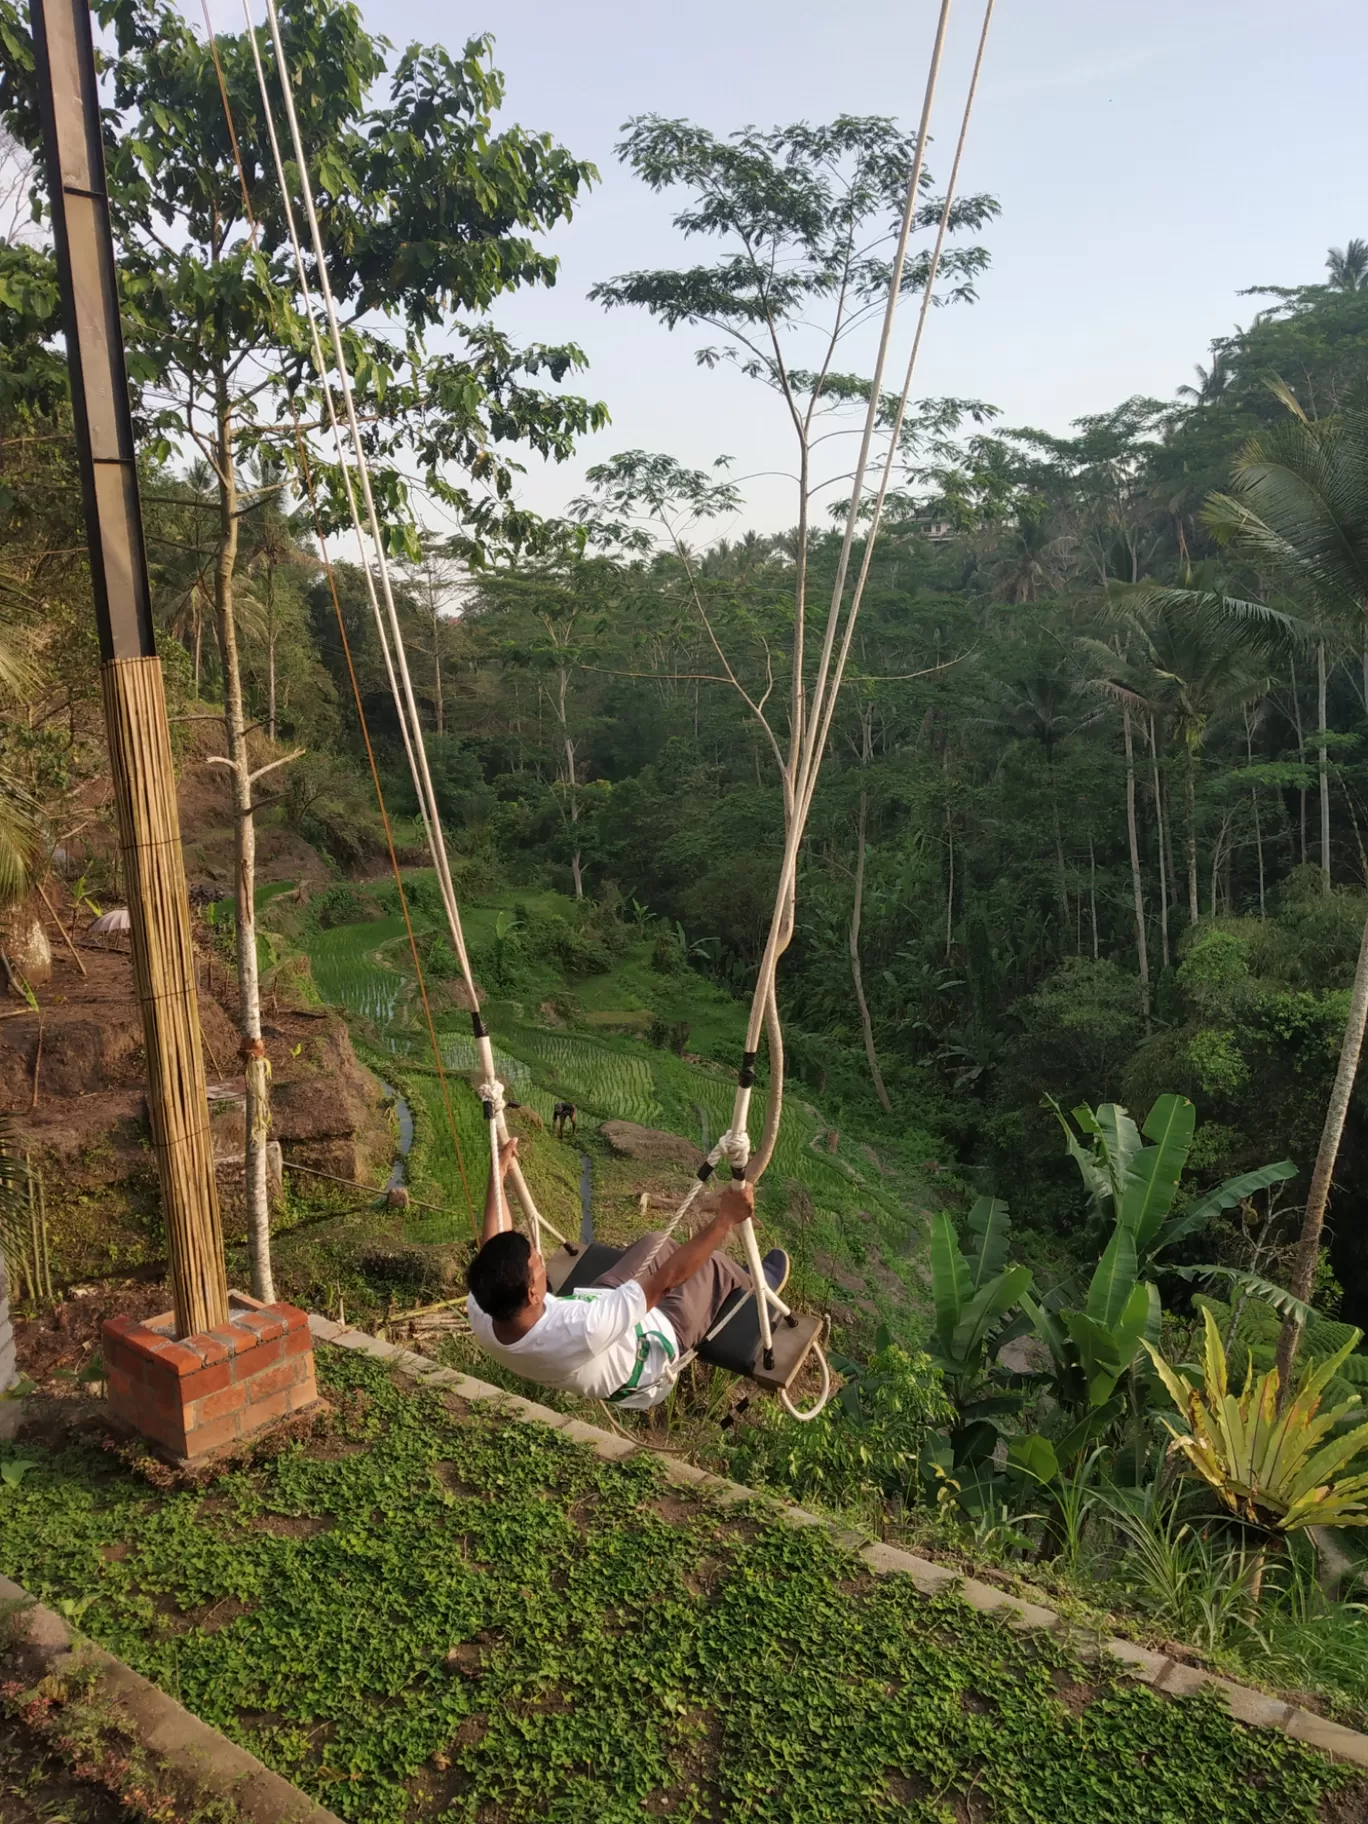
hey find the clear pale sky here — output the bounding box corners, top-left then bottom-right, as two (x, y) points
(361, 0), (1367, 535)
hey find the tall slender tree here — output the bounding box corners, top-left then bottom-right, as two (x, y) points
(0, 0), (603, 1295)
(1204, 407), (1368, 1383)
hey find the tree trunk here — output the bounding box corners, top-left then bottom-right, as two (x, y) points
(213, 380), (274, 1305)
(944, 802), (954, 963)
(1275, 908), (1368, 1392)
(1291, 654), (1308, 866)
(1050, 759), (1069, 943)
(850, 791), (892, 1113)
(554, 662), (582, 899)
(1088, 833), (1099, 959)
(1123, 707), (1150, 1017)
(1149, 717), (1171, 968)
(265, 565), (277, 744)
(1245, 706), (1266, 919)
(1184, 745), (1200, 924)
(432, 602), (443, 737)
(1318, 640), (1331, 891)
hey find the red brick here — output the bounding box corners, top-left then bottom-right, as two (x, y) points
(268, 1302), (309, 1334)
(114, 1327), (174, 1368)
(233, 1335), (282, 1376)
(242, 1388), (290, 1429)
(107, 1365), (140, 1407)
(235, 1310), (287, 1344)
(184, 1333), (231, 1368)
(182, 1413), (242, 1458)
(186, 1380), (247, 1426)
(205, 1327), (245, 1359)
(180, 1359), (232, 1402)
(283, 1326), (314, 1360)
(287, 1377), (320, 1412)
(103, 1339), (147, 1387)
(243, 1358), (305, 1405)
(182, 1371), (238, 1415)
(146, 1340), (204, 1379)
(102, 1316), (142, 1344)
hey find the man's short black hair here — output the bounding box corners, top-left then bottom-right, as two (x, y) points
(468, 1230), (533, 1322)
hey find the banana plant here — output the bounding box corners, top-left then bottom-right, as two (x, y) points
(1143, 1308), (1368, 1533)
(1025, 1095), (1296, 1468)
(928, 1197), (1032, 1465)
(1021, 1234), (1160, 1465)
(1052, 1092), (1297, 1270)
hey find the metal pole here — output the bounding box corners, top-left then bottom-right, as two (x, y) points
(30, 0), (229, 1337)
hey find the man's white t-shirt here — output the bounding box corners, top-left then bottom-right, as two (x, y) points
(466, 1279), (681, 1410)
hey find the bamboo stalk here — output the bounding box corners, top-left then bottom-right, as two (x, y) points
(37, 879), (87, 977)
(281, 1158), (448, 1215)
(38, 1170), (52, 1302)
(103, 659), (229, 1336)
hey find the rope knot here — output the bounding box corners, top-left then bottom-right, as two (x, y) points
(716, 1128), (751, 1171)
(478, 1079), (506, 1119)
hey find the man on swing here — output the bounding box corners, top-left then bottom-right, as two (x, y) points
(466, 1139), (789, 1410)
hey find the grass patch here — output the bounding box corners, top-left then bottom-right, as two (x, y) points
(0, 1352), (1355, 1824)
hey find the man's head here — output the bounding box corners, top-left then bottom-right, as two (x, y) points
(467, 1230), (547, 1323)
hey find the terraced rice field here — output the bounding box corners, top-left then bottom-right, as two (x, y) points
(299, 909), (918, 1304)
(306, 916), (410, 1037)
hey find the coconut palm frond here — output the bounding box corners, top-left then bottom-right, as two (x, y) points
(1204, 414), (1368, 627)
(0, 772), (38, 908)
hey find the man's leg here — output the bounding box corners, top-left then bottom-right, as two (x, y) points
(589, 1231), (751, 1352)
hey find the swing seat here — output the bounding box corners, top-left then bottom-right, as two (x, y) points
(545, 1245), (825, 1396)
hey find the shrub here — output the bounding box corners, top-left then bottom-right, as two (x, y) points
(316, 883), (366, 929)
(727, 1337), (952, 1515)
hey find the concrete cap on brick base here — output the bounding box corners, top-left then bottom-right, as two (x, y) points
(103, 1291), (320, 1466)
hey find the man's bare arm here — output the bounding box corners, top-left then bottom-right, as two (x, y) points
(638, 1183), (754, 1311)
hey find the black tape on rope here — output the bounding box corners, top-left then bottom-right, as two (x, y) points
(738, 1050), (757, 1088)
(481, 1100), (494, 1120)
(697, 1160), (714, 1183)
(470, 1012), (488, 1038)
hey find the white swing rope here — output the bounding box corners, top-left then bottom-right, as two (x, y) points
(642, 0), (995, 1421)
(244, 0), (991, 1422)
(242, 0), (566, 1255)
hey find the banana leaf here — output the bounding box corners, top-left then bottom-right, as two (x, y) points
(1086, 1227), (1138, 1327)
(1062, 1311), (1129, 1406)
(1007, 1434), (1059, 1485)
(1158, 1159), (1298, 1251)
(929, 1210), (971, 1352)
(950, 1265), (1033, 1365)
(1122, 1094), (1195, 1255)
(965, 1196), (1010, 1290)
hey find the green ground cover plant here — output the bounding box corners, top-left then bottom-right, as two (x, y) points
(0, 1351), (1354, 1824)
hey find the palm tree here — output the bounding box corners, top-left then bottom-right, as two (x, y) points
(1326, 239), (1368, 292)
(1176, 346), (1233, 406)
(1085, 597), (1273, 927)
(1203, 407), (1368, 1388)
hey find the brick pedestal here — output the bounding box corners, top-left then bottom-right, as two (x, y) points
(103, 1293), (319, 1465)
